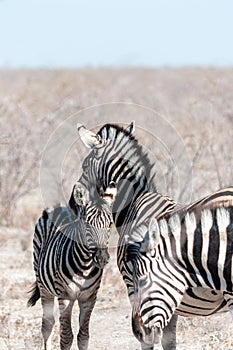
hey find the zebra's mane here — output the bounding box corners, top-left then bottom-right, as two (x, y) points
(97, 123), (156, 191)
(164, 201), (233, 235)
(197, 198), (233, 211)
(98, 123), (135, 141)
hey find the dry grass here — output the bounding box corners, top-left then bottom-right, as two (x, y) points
(0, 68), (233, 349)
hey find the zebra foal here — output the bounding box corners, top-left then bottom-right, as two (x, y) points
(27, 184), (116, 350)
(127, 201), (233, 347)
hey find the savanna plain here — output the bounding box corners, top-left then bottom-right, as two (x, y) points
(0, 68), (233, 349)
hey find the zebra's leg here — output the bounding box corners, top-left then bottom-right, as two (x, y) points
(58, 297), (74, 350)
(161, 314), (178, 350)
(41, 290), (55, 350)
(77, 290), (99, 350)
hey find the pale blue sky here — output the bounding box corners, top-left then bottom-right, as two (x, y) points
(0, 0), (233, 67)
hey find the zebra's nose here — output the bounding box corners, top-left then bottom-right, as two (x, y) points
(132, 311), (162, 346)
(93, 248), (110, 269)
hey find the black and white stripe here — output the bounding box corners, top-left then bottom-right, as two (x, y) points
(76, 122), (178, 349)
(127, 196), (233, 347)
(76, 121), (233, 350)
(28, 197), (113, 350)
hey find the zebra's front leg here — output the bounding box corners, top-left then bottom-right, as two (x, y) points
(41, 290), (55, 350)
(161, 314), (178, 350)
(58, 297), (75, 350)
(77, 290), (99, 350)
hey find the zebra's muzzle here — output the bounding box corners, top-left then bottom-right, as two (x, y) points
(92, 248), (110, 269)
(132, 311), (162, 346)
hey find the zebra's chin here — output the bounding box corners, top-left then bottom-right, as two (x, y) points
(132, 311), (162, 346)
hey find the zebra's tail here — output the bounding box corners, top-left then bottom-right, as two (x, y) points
(27, 282), (40, 307)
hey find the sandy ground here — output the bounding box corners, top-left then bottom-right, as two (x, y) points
(0, 226), (233, 350)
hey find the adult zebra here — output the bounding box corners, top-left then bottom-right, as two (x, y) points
(27, 185), (115, 350)
(74, 121), (232, 349)
(126, 191), (233, 347)
(73, 121), (177, 349)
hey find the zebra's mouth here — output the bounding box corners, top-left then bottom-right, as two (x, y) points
(92, 248), (110, 269)
(132, 311), (162, 346)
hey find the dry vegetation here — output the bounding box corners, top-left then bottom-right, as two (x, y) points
(0, 67), (233, 349)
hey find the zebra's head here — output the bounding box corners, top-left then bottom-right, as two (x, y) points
(74, 121), (156, 228)
(126, 218), (180, 347)
(83, 183), (117, 269)
(77, 121), (136, 195)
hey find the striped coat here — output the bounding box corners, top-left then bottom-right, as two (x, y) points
(28, 197), (114, 350)
(126, 189), (233, 347)
(75, 121), (233, 349)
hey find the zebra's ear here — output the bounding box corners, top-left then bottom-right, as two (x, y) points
(69, 182), (90, 216)
(140, 218), (160, 254)
(125, 120), (135, 135)
(77, 124), (102, 149)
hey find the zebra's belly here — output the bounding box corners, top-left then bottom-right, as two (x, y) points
(37, 269), (82, 299)
(37, 259), (102, 300)
(175, 287), (228, 316)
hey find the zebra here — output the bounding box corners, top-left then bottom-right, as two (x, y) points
(74, 121), (233, 349)
(73, 121), (178, 348)
(126, 196), (233, 348)
(27, 184), (116, 350)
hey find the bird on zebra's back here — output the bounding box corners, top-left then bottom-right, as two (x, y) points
(75, 120), (233, 350)
(126, 197), (233, 348)
(27, 182), (116, 350)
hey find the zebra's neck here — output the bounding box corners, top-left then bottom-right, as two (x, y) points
(115, 191), (176, 282)
(114, 190), (176, 238)
(113, 181), (149, 231)
(57, 221), (94, 266)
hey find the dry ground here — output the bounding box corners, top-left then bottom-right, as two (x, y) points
(0, 226), (233, 350)
(0, 68), (233, 349)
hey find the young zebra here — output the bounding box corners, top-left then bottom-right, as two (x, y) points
(75, 121), (233, 349)
(127, 201), (233, 348)
(27, 185), (116, 350)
